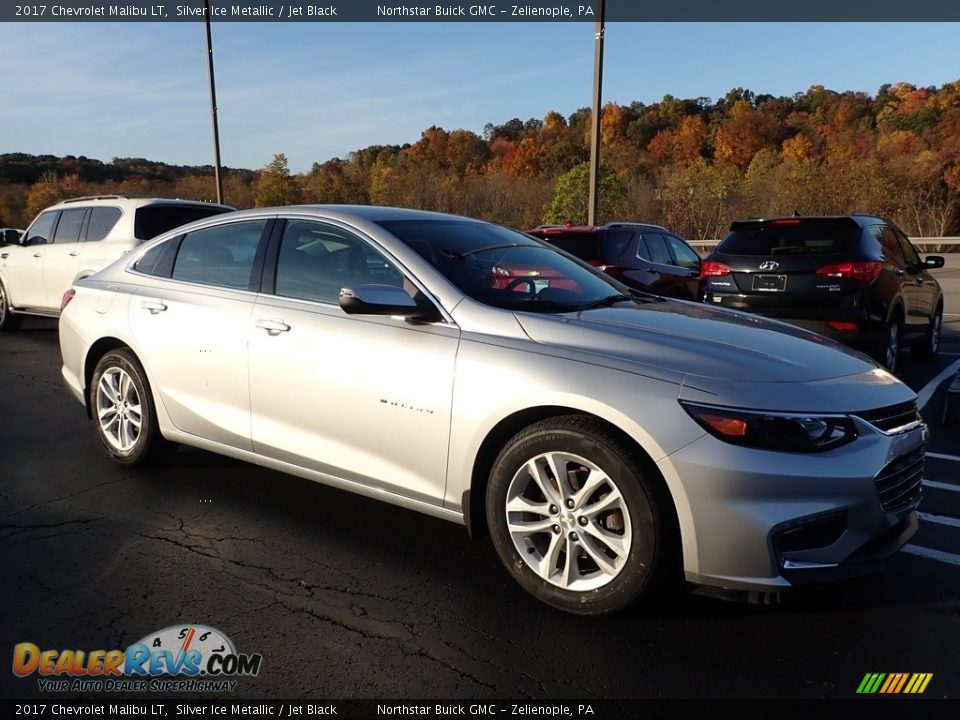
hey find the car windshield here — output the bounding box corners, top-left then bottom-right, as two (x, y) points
(377, 219), (632, 312)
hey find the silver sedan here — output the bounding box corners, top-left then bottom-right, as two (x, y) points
(59, 206), (926, 615)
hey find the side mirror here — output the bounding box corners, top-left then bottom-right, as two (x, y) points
(0, 229), (22, 246)
(339, 284), (425, 318)
(924, 256), (945, 269)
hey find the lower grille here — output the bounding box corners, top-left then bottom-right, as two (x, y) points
(875, 448), (924, 513)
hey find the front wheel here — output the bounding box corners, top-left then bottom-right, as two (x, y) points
(90, 349), (175, 465)
(486, 416), (673, 615)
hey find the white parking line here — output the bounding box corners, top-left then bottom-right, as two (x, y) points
(902, 545), (960, 567)
(916, 358), (960, 410)
(923, 480), (960, 493)
(926, 452), (960, 462)
(918, 512), (960, 529)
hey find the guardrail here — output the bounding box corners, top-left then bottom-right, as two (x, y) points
(688, 237), (960, 253)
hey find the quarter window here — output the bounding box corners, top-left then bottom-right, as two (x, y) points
(274, 221), (405, 305)
(52, 209), (87, 244)
(171, 220), (267, 290)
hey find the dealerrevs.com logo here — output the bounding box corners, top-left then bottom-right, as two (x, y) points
(13, 624), (263, 693)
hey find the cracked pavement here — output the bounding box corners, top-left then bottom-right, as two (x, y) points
(2, 319), (959, 700)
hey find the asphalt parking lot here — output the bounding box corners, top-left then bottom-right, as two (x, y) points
(2, 263), (959, 701)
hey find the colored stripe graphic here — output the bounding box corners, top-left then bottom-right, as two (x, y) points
(857, 672), (932, 694)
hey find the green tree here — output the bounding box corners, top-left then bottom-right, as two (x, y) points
(254, 153), (301, 207)
(543, 162), (625, 225)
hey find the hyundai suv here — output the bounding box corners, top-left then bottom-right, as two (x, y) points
(526, 222), (702, 300)
(700, 215), (945, 372)
(0, 195), (233, 330)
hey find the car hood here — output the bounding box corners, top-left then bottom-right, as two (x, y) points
(515, 299), (876, 384)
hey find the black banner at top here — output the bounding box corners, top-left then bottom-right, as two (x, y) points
(3, 0), (960, 22)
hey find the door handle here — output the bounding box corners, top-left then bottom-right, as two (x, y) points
(256, 318), (291, 335)
(0, 252), (7, 259)
(140, 300), (168, 314)
(33, 252), (43, 258)
(68, 251), (80, 257)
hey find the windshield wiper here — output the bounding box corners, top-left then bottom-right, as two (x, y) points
(578, 294), (635, 311)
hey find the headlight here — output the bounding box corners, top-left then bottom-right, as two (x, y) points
(680, 402), (858, 452)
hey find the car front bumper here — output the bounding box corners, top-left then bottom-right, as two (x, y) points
(659, 415), (924, 592)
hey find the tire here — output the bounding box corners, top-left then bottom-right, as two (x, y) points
(875, 310), (903, 373)
(0, 280), (23, 331)
(90, 349), (175, 465)
(912, 304), (942, 359)
(485, 416), (673, 616)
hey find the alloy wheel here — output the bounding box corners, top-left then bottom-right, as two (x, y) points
(505, 451), (632, 592)
(96, 366), (143, 453)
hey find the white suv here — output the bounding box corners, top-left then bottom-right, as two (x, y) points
(0, 195), (233, 329)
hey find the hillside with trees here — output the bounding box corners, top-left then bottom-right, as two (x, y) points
(3, 80), (960, 240)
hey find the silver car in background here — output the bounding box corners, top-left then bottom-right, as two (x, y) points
(59, 206), (925, 615)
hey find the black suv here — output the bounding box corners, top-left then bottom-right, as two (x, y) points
(526, 222), (701, 300)
(700, 215), (945, 371)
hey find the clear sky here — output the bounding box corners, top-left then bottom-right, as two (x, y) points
(2, 21), (959, 173)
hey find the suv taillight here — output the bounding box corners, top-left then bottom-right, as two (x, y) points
(815, 261), (883, 283)
(700, 261), (732, 279)
(60, 289), (76, 312)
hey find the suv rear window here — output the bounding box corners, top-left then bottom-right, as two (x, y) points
(718, 220), (860, 256)
(542, 230), (632, 262)
(134, 205), (232, 241)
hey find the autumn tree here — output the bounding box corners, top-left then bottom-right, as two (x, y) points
(255, 153), (301, 207)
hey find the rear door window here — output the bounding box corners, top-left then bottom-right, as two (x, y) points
(874, 226), (907, 267)
(171, 220), (268, 290)
(893, 228), (921, 268)
(638, 232), (672, 265)
(52, 209), (87, 244)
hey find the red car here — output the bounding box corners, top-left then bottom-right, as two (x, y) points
(526, 222), (702, 300)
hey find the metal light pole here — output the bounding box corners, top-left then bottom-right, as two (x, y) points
(204, 0), (224, 204)
(587, 0), (605, 226)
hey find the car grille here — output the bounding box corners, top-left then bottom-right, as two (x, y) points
(855, 401), (921, 434)
(875, 447), (924, 513)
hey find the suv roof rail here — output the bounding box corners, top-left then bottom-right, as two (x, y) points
(62, 194), (128, 203)
(603, 221), (669, 232)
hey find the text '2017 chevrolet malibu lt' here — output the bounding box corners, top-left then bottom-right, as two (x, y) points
(59, 206), (926, 615)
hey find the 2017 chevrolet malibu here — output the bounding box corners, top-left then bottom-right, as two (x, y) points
(59, 206), (926, 615)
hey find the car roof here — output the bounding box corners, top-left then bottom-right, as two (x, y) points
(527, 221), (670, 235)
(225, 204), (489, 224)
(47, 195), (234, 211)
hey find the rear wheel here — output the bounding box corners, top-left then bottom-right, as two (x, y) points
(0, 281), (23, 331)
(912, 304), (942, 359)
(876, 311), (902, 373)
(485, 416), (673, 616)
(90, 349), (176, 465)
